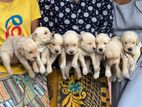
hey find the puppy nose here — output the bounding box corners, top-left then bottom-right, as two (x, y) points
(93, 47), (96, 51)
(33, 57), (37, 60)
(69, 51), (74, 54)
(128, 48), (132, 51)
(99, 48), (103, 52)
(55, 50), (59, 53)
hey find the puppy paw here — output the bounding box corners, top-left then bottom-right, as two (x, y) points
(40, 65), (46, 74)
(46, 67), (52, 75)
(65, 71), (70, 79)
(130, 65), (136, 73)
(7, 70), (13, 76)
(93, 72), (100, 79)
(71, 62), (78, 68)
(42, 58), (47, 65)
(77, 73), (82, 79)
(29, 72), (36, 79)
(94, 66), (100, 73)
(122, 72), (130, 78)
(62, 74), (67, 80)
(109, 76), (117, 82)
(33, 67), (39, 73)
(105, 71), (112, 78)
(60, 64), (66, 72)
(118, 77), (123, 82)
(83, 68), (89, 75)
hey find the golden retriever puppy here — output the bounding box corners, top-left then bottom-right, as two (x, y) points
(31, 27), (53, 74)
(41, 33), (63, 75)
(120, 31), (141, 78)
(60, 30), (81, 80)
(94, 33), (110, 79)
(78, 32), (96, 76)
(0, 36), (38, 78)
(105, 38), (123, 81)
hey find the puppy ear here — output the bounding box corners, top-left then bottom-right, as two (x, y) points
(78, 35), (83, 42)
(80, 31), (85, 35)
(120, 48), (124, 59)
(18, 46), (25, 56)
(136, 36), (140, 45)
(48, 39), (54, 44)
(31, 32), (38, 41)
(47, 34), (55, 44)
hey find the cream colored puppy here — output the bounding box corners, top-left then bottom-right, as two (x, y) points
(105, 38), (123, 81)
(94, 33), (110, 79)
(31, 27), (53, 74)
(60, 30), (81, 80)
(0, 36), (38, 78)
(78, 32), (96, 76)
(41, 33), (63, 75)
(121, 31), (141, 78)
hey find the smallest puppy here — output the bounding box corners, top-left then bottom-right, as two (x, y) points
(42, 33), (63, 75)
(105, 38), (123, 82)
(0, 36), (38, 78)
(121, 31), (141, 78)
(94, 33), (110, 79)
(60, 30), (81, 80)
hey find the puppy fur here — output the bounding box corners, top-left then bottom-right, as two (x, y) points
(120, 31), (141, 78)
(78, 32), (96, 76)
(31, 27), (53, 74)
(105, 38), (123, 81)
(0, 36), (38, 78)
(60, 30), (81, 80)
(41, 33), (63, 75)
(94, 33), (110, 79)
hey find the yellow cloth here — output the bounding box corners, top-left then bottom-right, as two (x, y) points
(0, 0), (41, 74)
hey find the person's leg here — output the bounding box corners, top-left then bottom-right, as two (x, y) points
(112, 79), (129, 107)
(0, 73), (50, 107)
(117, 56), (142, 107)
(112, 55), (142, 107)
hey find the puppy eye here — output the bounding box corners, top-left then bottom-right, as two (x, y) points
(44, 31), (48, 35)
(73, 44), (76, 46)
(28, 51), (33, 54)
(114, 57), (117, 59)
(124, 42), (127, 44)
(66, 44), (69, 47)
(133, 42), (135, 44)
(52, 43), (55, 46)
(104, 42), (107, 44)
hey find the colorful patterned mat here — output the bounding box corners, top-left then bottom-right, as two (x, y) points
(57, 72), (110, 107)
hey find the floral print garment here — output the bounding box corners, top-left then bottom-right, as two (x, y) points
(39, 0), (113, 36)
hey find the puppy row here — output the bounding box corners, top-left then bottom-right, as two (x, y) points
(60, 30), (141, 81)
(0, 27), (141, 82)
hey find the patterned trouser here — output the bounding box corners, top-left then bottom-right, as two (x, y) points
(0, 74), (50, 107)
